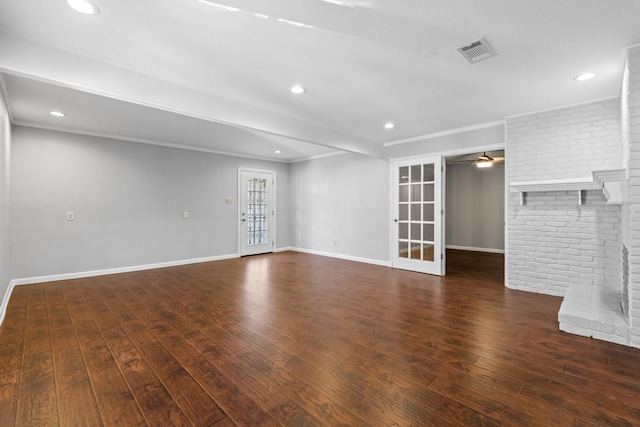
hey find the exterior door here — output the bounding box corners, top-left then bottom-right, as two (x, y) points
(239, 169), (275, 256)
(392, 156), (445, 275)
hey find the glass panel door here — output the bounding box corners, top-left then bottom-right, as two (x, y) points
(240, 169), (275, 256)
(392, 156), (444, 275)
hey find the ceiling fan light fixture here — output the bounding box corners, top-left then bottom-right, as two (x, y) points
(67, 0), (100, 15)
(477, 159), (493, 168)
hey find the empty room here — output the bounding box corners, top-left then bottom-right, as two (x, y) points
(1, 0), (640, 426)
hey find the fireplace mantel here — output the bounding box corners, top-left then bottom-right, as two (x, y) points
(510, 168), (627, 205)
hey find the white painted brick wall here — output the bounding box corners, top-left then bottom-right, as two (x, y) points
(507, 98), (621, 182)
(507, 190), (621, 296)
(626, 45), (640, 347)
(506, 99), (623, 299)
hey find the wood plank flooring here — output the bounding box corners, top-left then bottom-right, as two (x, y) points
(1, 250), (640, 426)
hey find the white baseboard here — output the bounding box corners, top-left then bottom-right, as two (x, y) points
(446, 245), (505, 254)
(291, 247), (392, 267)
(10, 253), (240, 287)
(0, 280), (17, 328)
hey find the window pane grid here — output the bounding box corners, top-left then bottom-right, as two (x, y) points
(247, 178), (268, 245)
(396, 162), (437, 261)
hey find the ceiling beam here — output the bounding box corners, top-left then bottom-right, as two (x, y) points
(0, 30), (382, 158)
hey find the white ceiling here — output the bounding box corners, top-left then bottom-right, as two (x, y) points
(1, 0), (639, 162)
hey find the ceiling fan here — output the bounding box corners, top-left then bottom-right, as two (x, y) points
(472, 152), (504, 168)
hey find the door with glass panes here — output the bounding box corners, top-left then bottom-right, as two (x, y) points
(392, 156), (445, 275)
(239, 169), (275, 256)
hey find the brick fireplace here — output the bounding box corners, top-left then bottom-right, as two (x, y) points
(505, 44), (640, 348)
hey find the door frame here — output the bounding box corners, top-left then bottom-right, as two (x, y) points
(238, 167), (276, 256)
(388, 143), (505, 276)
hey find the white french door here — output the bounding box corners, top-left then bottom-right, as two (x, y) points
(239, 169), (275, 256)
(391, 156), (445, 275)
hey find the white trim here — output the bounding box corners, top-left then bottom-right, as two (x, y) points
(388, 143), (505, 163)
(504, 122), (510, 290)
(14, 120), (347, 165)
(383, 120), (505, 147)
(442, 161), (447, 275)
(510, 177), (597, 193)
(446, 245), (505, 254)
(0, 281), (17, 328)
(274, 246), (295, 253)
(12, 120), (294, 164)
(10, 254), (239, 287)
(289, 149), (347, 163)
(505, 96), (618, 120)
(292, 247), (392, 267)
(0, 74), (14, 124)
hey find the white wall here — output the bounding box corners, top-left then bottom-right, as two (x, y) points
(507, 99), (620, 182)
(0, 82), (11, 323)
(289, 152), (390, 264)
(11, 126), (290, 279)
(506, 99), (622, 296)
(625, 45), (640, 347)
(446, 163), (504, 251)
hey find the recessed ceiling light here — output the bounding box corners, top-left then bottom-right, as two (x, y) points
(67, 0), (100, 15)
(384, 122), (395, 129)
(50, 111), (67, 117)
(290, 85), (306, 94)
(274, 150), (282, 154)
(573, 72), (596, 81)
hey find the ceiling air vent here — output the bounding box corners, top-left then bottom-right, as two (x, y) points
(457, 37), (497, 64)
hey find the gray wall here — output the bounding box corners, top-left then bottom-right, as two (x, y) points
(446, 163), (505, 251)
(0, 84), (11, 316)
(290, 152), (390, 263)
(11, 126), (290, 279)
(9, 122), (506, 281)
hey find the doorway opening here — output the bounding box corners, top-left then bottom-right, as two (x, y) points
(444, 150), (505, 281)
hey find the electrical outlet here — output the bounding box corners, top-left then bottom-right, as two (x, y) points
(332, 240), (338, 246)
(67, 211), (74, 221)
(183, 211), (189, 219)
(225, 197), (233, 204)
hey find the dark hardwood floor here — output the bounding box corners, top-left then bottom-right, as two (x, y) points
(1, 250), (640, 426)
